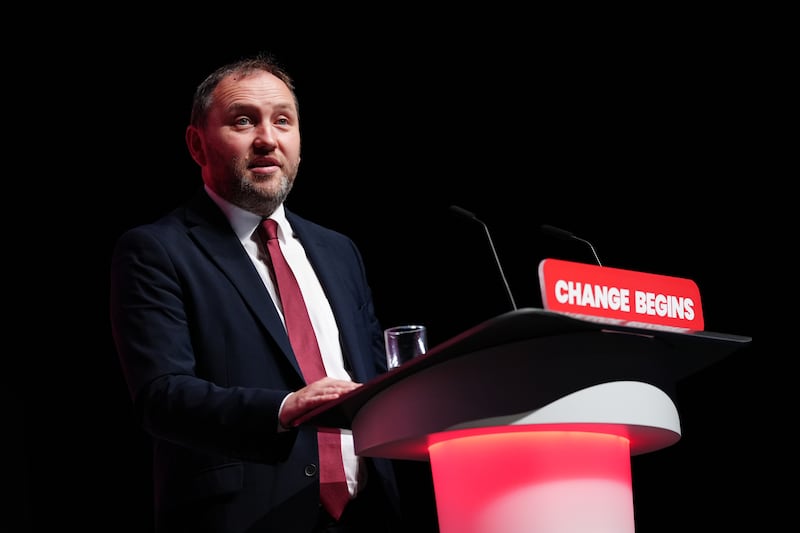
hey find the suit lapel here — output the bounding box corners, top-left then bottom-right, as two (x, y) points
(185, 190), (303, 378)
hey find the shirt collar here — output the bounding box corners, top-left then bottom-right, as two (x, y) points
(204, 184), (289, 241)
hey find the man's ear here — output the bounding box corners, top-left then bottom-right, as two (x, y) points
(185, 125), (206, 166)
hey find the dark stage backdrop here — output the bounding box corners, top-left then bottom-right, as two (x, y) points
(30, 24), (764, 533)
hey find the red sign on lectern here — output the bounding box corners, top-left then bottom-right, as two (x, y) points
(538, 258), (704, 332)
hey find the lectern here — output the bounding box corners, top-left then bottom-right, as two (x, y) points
(301, 308), (751, 533)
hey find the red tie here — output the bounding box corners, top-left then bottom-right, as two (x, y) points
(260, 218), (350, 520)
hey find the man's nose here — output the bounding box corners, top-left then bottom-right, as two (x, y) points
(254, 125), (277, 148)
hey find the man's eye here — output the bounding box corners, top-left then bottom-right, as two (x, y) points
(275, 117), (290, 126)
(235, 117), (253, 126)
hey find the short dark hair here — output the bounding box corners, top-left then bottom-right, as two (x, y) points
(189, 52), (297, 128)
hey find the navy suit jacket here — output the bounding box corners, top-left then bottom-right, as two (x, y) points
(110, 188), (400, 532)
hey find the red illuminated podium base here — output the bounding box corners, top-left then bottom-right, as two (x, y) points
(429, 429), (634, 533)
(359, 380), (677, 533)
(300, 308), (751, 533)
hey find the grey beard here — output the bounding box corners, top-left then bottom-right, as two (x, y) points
(228, 172), (294, 217)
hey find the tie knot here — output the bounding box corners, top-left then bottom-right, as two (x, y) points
(262, 218), (279, 240)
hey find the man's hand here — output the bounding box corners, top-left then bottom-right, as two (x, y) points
(280, 377), (362, 428)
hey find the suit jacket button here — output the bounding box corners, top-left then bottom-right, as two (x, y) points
(304, 464), (318, 477)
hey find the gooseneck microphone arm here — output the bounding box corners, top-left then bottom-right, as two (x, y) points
(540, 224), (603, 266)
(450, 205), (518, 310)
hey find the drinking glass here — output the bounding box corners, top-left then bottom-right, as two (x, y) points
(384, 325), (428, 369)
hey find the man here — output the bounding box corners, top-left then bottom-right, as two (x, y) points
(110, 53), (405, 533)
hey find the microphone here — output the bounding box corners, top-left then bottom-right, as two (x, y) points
(540, 224), (603, 266)
(449, 205), (518, 310)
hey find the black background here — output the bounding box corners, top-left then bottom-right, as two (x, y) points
(24, 15), (765, 533)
